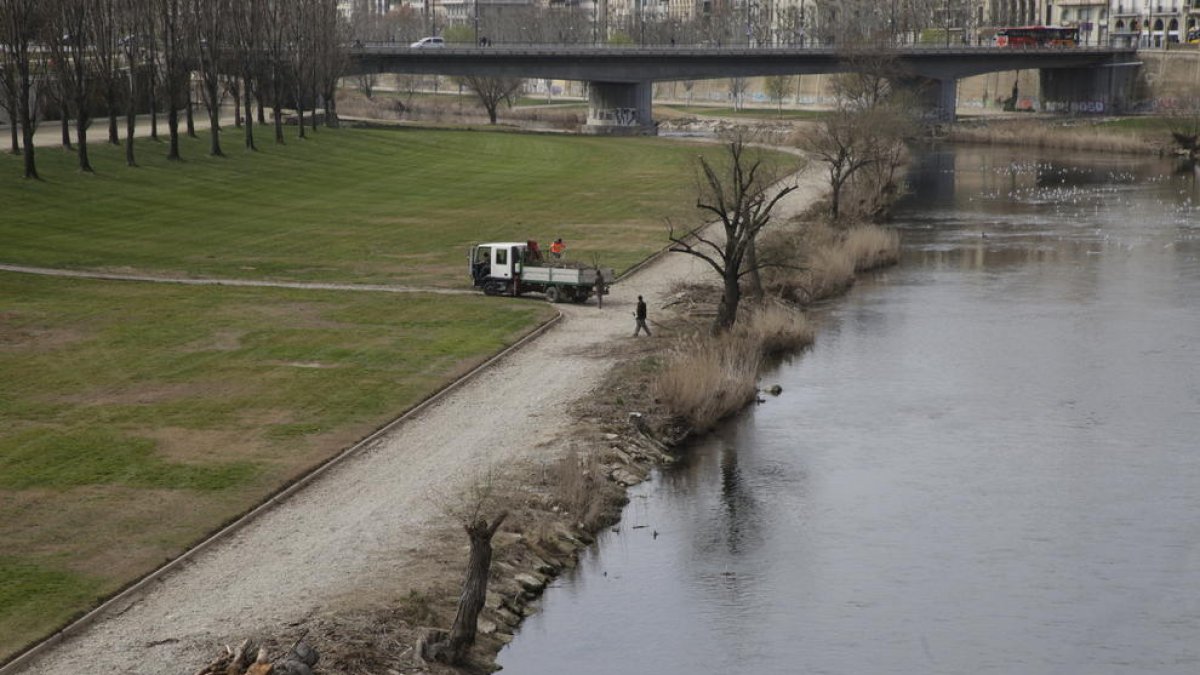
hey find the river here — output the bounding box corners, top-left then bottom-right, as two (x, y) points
(498, 145), (1200, 674)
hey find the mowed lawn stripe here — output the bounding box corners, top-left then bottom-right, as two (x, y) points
(0, 129), (720, 286)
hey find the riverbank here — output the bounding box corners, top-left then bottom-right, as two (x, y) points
(5, 137), (826, 675)
(270, 213), (902, 672)
(946, 116), (1188, 156)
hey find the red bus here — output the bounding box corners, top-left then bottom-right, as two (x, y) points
(994, 26), (1079, 47)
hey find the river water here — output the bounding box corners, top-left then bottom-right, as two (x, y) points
(498, 145), (1200, 675)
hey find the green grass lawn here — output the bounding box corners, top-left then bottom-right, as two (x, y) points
(1096, 116), (1196, 134)
(0, 126), (772, 661)
(658, 104), (828, 120)
(0, 272), (552, 658)
(0, 128), (740, 287)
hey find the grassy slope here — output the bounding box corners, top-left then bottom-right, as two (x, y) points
(0, 128), (722, 286)
(0, 128), (745, 660)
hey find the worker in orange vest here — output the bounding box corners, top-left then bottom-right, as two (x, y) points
(550, 238), (565, 259)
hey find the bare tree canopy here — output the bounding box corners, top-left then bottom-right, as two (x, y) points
(0, 0), (44, 178)
(456, 75), (523, 124)
(670, 135), (799, 331)
(799, 52), (915, 220)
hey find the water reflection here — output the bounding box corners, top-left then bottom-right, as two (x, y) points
(499, 145), (1200, 675)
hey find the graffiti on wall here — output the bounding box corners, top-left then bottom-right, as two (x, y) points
(593, 108), (640, 126)
(1043, 100), (1107, 113)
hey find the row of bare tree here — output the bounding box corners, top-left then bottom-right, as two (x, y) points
(350, 0), (977, 48)
(0, 0), (348, 179)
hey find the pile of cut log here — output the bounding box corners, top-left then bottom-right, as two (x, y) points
(194, 638), (319, 675)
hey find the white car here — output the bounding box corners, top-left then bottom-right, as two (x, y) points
(410, 36), (445, 48)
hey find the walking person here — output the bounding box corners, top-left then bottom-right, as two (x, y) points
(633, 295), (651, 336)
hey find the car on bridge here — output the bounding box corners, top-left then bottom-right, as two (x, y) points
(410, 36), (445, 49)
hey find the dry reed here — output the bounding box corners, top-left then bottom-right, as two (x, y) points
(842, 224), (902, 272)
(948, 121), (1155, 155)
(739, 302), (815, 357)
(654, 333), (763, 430)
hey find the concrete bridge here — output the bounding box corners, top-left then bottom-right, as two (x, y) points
(348, 45), (1140, 134)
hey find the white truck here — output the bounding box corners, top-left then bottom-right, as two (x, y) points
(469, 240), (614, 303)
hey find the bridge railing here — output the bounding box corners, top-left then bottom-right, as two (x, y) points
(351, 42), (1131, 56)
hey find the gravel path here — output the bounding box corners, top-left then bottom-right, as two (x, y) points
(7, 171), (824, 675)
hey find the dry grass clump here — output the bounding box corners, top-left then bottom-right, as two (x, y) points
(761, 221), (899, 304)
(653, 301), (815, 429)
(843, 224), (901, 271)
(544, 448), (625, 530)
(654, 333), (763, 430)
(739, 302), (815, 356)
(949, 121), (1153, 155)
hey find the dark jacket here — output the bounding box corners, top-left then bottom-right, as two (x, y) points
(636, 300), (647, 320)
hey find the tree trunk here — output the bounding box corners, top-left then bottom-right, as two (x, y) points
(272, 103), (283, 143)
(442, 513), (507, 664)
(326, 94), (338, 128)
(125, 96), (137, 167)
(167, 105), (180, 160)
(486, 103), (497, 124)
(149, 87), (159, 141)
(106, 81), (119, 144)
(75, 112), (93, 173)
(715, 270), (741, 332)
(7, 120), (17, 155)
(745, 238), (763, 299)
(231, 79), (242, 128)
(18, 70), (37, 179)
(297, 106), (306, 139)
(61, 115), (72, 150)
(185, 89), (196, 138)
(207, 80), (223, 157)
(243, 81), (256, 151)
(256, 94), (265, 125)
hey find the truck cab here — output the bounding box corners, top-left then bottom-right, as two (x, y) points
(469, 242), (528, 295)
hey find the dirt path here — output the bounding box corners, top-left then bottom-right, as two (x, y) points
(0, 263), (474, 295)
(8, 171), (825, 675)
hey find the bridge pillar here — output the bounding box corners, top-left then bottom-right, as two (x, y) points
(1039, 60), (1136, 115)
(583, 81), (655, 136)
(899, 77), (958, 123)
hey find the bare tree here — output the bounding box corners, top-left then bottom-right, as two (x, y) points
(230, 0), (263, 150)
(457, 75), (523, 124)
(799, 52), (914, 220)
(420, 479), (508, 666)
(355, 72), (378, 99)
(46, 0), (95, 171)
(0, 0), (43, 177)
(191, 0), (229, 156)
(312, 0), (348, 128)
(119, 0), (149, 166)
(0, 42), (20, 154)
(262, 0), (289, 143)
(764, 75), (793, 117)
(156, 0), (187, 159)
(727, 77), (749, 111)
(669, 136), (799, 331)
(92, 0), (123, 145)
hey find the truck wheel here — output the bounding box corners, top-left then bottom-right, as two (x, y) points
(545, 286), (561, 303)
(483, 281), (505, 296)
(572, 290), (590, 304)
